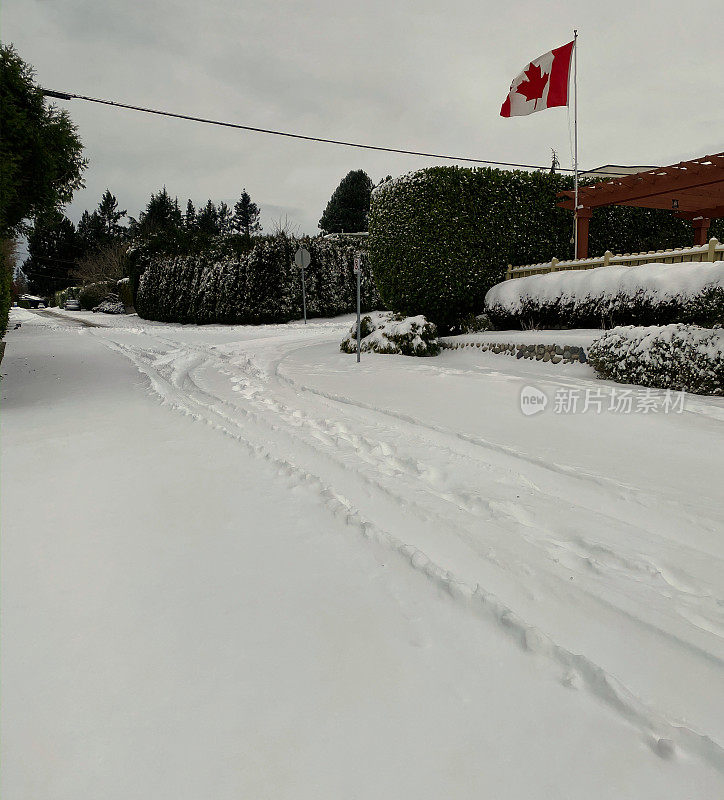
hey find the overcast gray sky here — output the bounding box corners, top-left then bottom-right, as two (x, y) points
(5, 0), (723, 235)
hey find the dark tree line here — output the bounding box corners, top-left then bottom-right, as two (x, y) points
(23, 162), (378, 297)
(23, 187), (263, 295)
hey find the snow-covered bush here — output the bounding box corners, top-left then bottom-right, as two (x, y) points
(588, 325), (724, 396)
(135, 235), (381, 324)
(485, 262), (724, 330)
(92, 293), (126, 314)
(340, 312), (440, 356)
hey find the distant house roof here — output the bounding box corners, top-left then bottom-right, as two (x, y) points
(580, 165), (658, 179)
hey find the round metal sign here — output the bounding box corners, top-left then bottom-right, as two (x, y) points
(294, 247), (311, 269)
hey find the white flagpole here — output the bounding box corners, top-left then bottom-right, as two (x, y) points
(573, 29), (579, 259)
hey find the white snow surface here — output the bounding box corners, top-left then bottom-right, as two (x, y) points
(3, 307), (724, 799)
(485, 260), (724, 312)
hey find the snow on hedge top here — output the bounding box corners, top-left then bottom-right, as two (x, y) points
(593, 323), (724, 355)
(485, 261), (724, 312)
(371, 170), (427, 198)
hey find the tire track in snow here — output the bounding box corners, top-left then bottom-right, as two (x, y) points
(104, 331), (724, 670)
(188, 345), (724, 671)
(96, 330), (724, 774)
(273, 345), (719, 525)
(106, 330), (724, 671)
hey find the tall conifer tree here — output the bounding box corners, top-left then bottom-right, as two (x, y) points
(319, 170), (373, 233)
(185, 199), (196, 229)
(233, 189), (261, 240)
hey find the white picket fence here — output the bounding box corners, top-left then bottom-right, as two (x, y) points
(506, 237), (724, 280)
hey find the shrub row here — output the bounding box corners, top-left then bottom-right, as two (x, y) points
(588, 325), (724, 396)
(135, 235), (380, 324)
(484, 262), (724, 329)
(340, 312), (440, 356)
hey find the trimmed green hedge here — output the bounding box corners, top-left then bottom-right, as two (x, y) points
(135, 235), (381, 324)
(588, 325), (724, 396)
(368, 166), (722, 332)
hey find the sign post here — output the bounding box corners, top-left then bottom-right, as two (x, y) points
(294, 247), (311, 324)
(353, 252), (362, 363)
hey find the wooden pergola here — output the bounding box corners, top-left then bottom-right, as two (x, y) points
(558, 152), (724, 258)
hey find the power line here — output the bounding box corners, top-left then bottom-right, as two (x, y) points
(25, 255), (77, 265)
(42, 88), (626, 175)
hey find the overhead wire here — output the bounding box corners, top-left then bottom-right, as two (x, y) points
(41, 89), (636, 177)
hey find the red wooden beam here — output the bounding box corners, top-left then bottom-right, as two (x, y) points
(677, 204), (724, 220)
(560, 153), (724, 208)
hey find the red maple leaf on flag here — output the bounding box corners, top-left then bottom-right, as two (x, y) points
(516, 63), (549, 108)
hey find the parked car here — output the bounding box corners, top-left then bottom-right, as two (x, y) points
(64, 299), (81, 311)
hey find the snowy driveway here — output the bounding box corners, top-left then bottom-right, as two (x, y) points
(2, 307), (723, 799)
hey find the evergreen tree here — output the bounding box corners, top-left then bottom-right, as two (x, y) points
(218, 201), (233, 235)
(23, 211), (79, 295)
(0, 44), (85, 331)
(319, 170), (373, 233)
(77, 209), (105, 255)
(96, 189), (127, 239)
(131, 187), (183, 236)
(196, 200), (219, 236)
(0, 44), (86, 235)
(185, 199), (197, 229)
(75, 190), (127, 256)
(233, 189), (261, 240)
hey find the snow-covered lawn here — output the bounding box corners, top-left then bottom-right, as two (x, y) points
(2, 307), (723, 799)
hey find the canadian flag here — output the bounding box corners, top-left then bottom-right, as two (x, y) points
(500, 40), (575, 117)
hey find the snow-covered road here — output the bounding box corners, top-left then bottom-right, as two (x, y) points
(3, 307), (723, 798)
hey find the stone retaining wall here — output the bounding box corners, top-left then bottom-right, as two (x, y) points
(440, 340), (587, 364)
